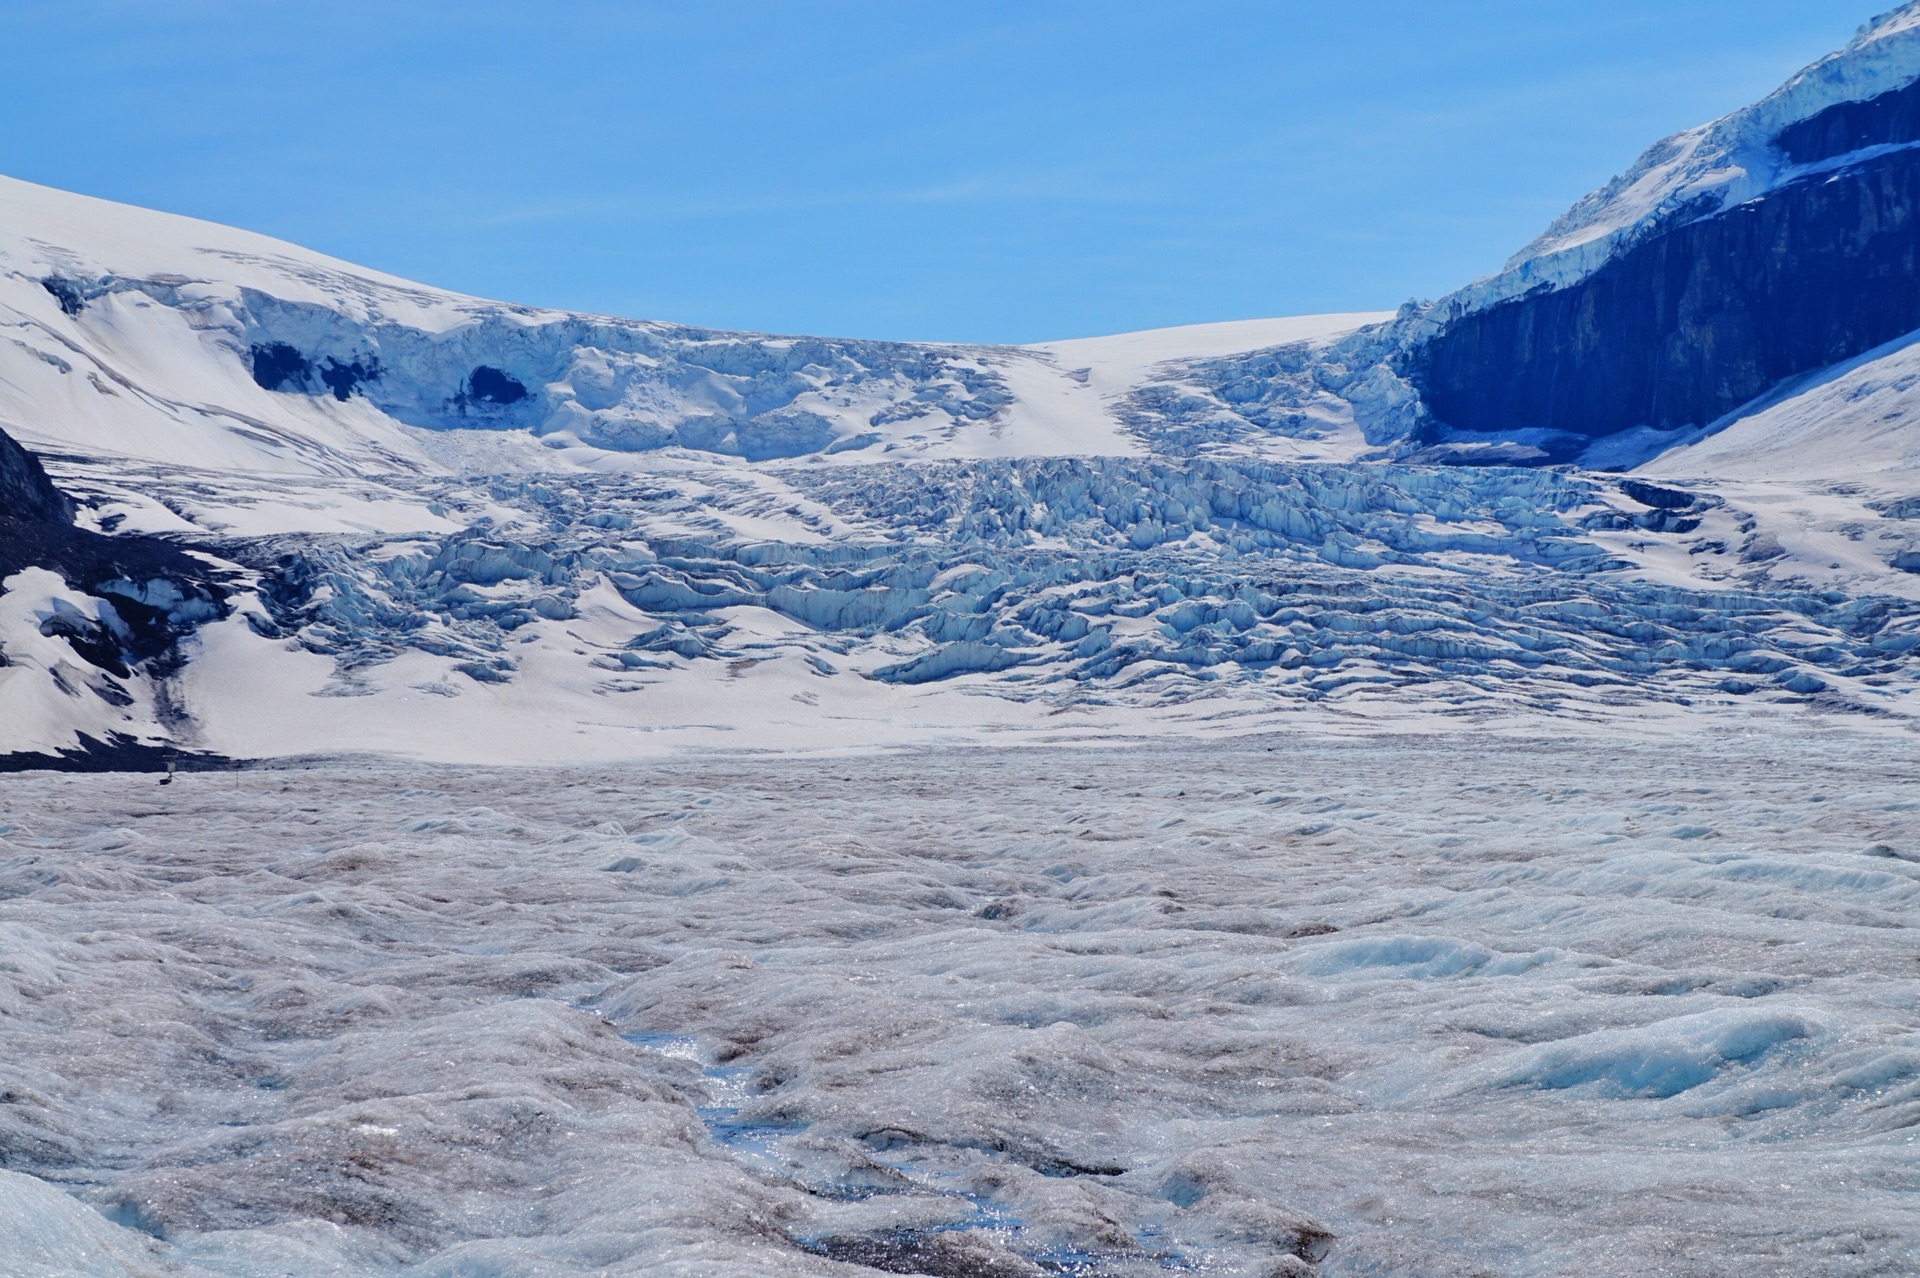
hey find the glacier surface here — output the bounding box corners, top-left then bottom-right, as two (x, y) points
(0, 737), (1914, 1276)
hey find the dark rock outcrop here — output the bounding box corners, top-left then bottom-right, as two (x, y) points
(0, 425), (230, 669)
(1775, 77), (1920, 166)
(0, 426), (238, 768)
(0, 426), (75, 524)
(1408, 143), (1920, 456)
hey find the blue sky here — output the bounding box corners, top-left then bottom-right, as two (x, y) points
(0, 1), (1869, 342)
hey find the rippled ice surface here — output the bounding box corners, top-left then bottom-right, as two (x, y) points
(1, 734), (1916, 1277)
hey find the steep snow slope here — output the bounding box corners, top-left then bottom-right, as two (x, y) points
(0, 178), (455, 475)
(1644, 327), (1920, 481)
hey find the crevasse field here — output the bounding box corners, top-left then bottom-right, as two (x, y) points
(3, 734), (1916, 1278)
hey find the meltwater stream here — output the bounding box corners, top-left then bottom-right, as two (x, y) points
(621, 1031), (1207, 1276)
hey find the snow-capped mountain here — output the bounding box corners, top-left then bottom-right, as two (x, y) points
(0, 174), (1384, 475)
(6, 8), (1920, 766)
(1142, 6), (1920, 474)
(1401, 4), (1920, 465)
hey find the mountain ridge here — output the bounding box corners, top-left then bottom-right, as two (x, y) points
(5, 11), (1920, 765)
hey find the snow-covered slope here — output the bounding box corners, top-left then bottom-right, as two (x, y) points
(0, 174), (1387, 475)
(1644, 328), (1920, 482)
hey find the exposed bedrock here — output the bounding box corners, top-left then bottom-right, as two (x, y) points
(1775, 77), (1920, 166)
(0, 426), (74, 526)
(1410, 145), (1920, 455)
(0, 426), (228, 676)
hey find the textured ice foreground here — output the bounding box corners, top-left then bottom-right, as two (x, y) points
(1, 735), (1916, 1276)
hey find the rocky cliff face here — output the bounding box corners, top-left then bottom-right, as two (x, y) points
(1409, 143), (1920, 458)
(0, 425), (226, 673)
(1379, 8), (1920, 462)
(1775, 74), (1920, 164)
(0, 424), (74, 526)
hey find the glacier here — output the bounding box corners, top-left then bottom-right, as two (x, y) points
(0, 739), (1915, 1276)
(11, 3), (1920, 763)
(4, 145), (1920, 763)
(5, 6), (1920, 1275)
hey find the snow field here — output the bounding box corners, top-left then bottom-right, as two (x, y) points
(0, 734), (1914, 1275)
(0, 174), (1390, 479)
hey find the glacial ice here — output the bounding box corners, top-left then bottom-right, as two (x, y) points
(8, 427), (1914, 766)
(2, 16), (1919, 1278)
(9, 123), (1920, 763)
(188, 456), (1919, 741)
(13, 259), (1040, 467)
(0, 736), (1914, 1275)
